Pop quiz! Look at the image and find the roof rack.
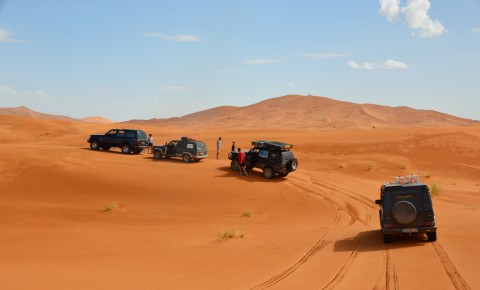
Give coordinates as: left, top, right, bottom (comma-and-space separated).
383, 175, 425, 187
251, 140, 293, 150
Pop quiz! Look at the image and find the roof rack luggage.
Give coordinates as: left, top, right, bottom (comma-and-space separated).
251, 140, 293, 150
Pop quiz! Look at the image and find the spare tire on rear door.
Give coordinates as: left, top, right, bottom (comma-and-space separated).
287, 158, 298, 171
392, 201, 417, 225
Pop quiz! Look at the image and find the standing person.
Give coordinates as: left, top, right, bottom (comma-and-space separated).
147, 134, 154, 154
231, 141, 236, 152
216, 137, 222, 159
238, 148, 248, 176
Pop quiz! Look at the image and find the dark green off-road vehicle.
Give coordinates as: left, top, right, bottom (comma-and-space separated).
87, 129, 148, 154
228, 140, 298, 179
152, 137, 208, 162
375, 176, 437, 243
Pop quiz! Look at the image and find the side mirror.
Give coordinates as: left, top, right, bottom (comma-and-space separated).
375, 199, 381, 205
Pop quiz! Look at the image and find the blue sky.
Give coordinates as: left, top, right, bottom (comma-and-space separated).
0, 0, 479, 121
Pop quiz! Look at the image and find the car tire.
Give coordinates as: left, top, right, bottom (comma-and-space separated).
392, 201, 417, 225
231, 160, 239, 171
263, 167, 275, 179
121, 144, 131, 154
90, 140, 100, 150
183, 154, 192, 162
383, 234, 392, 243
427, 232, 437, 242
101, 145, 111, 151
153, 150, 163, 159
288, 158, 299, 171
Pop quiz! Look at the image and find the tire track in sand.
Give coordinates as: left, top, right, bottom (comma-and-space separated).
251, 175, 367, 289
431, 242, 471, 290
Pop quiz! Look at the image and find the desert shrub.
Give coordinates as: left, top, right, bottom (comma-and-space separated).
104, 203, 117, 212
218, 227, 247, 240
431, 183, 440, 196
241, 210, 252, 217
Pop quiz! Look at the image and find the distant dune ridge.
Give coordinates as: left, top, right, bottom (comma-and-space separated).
129, 95, 479, 128
1, 95, 478, 128
0, 106, 114, 124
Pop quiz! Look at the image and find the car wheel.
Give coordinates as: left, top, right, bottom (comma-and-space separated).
427, 232, 437, 242
288, 158, 299, 171
263, 167, 274, 179
392, 201, 417, 225
90, 140, 100, 150
231, 160, 239, 171
101, 145, 111, 151
153, 150, 163, 159
383, 234, 392, 243
121, 144, 131, 154
183, 154, 192, 162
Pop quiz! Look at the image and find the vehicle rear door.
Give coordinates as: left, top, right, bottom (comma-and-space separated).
166, 141, 177, 156
176, 141, 187, 157
113, 130, 126, 147
256, 150, 269, 169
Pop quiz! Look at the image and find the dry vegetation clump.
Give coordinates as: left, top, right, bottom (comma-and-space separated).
218, 227, 247, 241
104, 202, 117, 212
431, 183, 440, 196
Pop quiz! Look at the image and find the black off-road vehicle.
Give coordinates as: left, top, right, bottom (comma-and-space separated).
228, 140, 298, 179
87, 129, 148, 154
152, 137, 208, 162
375, 176, 437, 243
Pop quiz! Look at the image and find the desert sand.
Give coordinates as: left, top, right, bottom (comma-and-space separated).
1, 96, 480, 289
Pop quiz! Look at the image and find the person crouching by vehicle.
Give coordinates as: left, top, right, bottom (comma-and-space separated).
238, 148, 248, 176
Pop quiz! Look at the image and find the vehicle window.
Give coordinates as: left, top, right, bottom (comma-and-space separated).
106, 129, 116, 135
177, 142, 187, 150
186, 143, 195, 149
281, 151, 294, 161
116, 130, 125, 137
137, 131, 147, 140
125, 131, 136, 138
195, 142, 206, 151
259, 150, 268, 159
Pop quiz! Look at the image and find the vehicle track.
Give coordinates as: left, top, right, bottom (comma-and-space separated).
431, 242, 471, 290
251, 176, 368, 289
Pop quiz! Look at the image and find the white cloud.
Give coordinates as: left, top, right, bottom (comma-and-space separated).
0, 28, 25, 43
380, 59, 409, 70
471, 28, 480, 33
163, 86, 191, 93
244, 59, 279, 65
379, 0, 401, 22
0, 84, 17, 95
288, 83, 295, 88
348, 59, 409, 70
142, 32, 202, 42
347, 61, 375, 70
378, 0, 446, 38
300, 53, 350, 60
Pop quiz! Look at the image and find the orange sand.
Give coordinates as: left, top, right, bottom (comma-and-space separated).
1, 97, 479, 289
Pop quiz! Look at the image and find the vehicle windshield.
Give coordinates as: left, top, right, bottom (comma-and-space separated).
196, 142, 207, 151
137, 131, 147, 140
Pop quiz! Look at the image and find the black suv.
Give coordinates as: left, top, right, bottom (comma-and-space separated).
228, 140, 298, 179
152, 137, 208, 162
375, 176, 437, 243
87, 129, 148, 154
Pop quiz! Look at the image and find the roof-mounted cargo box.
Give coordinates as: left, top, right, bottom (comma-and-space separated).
251, 140, 293, 150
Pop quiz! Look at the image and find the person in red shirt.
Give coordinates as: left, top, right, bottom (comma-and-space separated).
237, 148, 248, 176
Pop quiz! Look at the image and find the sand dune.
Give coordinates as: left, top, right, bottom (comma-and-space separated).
1, 99, 480, 289
129, 95, 479, 129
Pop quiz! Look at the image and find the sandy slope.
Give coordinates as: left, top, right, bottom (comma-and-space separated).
1, 114, 480, 289
130, 95, 479, 129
